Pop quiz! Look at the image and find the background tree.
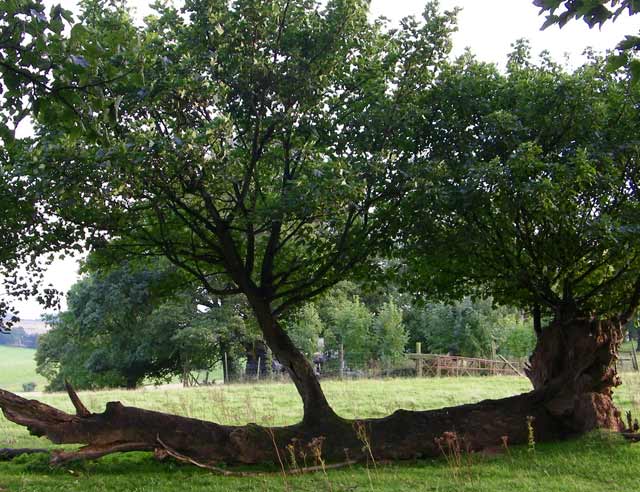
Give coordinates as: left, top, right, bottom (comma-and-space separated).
371, 299, 407, 364
36, 260, 252, 390
283, 304, 323, 360
404, 297, 535, 359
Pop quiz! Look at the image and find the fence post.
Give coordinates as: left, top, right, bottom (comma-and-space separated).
415, 342, 422, 378
339, 343, 345, 379
224, 352, 229, 384
631, 344, 639, 372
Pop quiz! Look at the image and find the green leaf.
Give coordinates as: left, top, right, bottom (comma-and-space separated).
606, 53, 628, 72
1, 69, 21, 91
617, 35, 640, 51
629, 59, 640, 86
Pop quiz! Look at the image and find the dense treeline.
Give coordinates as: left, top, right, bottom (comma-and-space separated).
36, 259, 536, 391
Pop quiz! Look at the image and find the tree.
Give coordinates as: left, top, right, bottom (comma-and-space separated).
397, 45, 640, 431
324, 294, 374, 368
284, 303, 323, 359
534, 0, 640, 82
404, 297, 534, 359
0, 325, 38, 348
1, 0, 629, 470
35, 260, 251, 390
371, 299, 407, 364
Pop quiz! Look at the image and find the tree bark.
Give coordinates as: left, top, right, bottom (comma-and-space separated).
525, 316, 624, 432
247, 296, 338, 425
0, 381, 615, 468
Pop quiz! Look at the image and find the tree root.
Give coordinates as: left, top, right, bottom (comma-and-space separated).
621, 432, 640, 443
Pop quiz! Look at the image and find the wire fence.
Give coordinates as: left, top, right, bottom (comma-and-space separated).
183, 345, 640, 387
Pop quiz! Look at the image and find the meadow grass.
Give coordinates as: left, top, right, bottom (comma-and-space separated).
0, 355, 639, 491
0, 346, 47, 393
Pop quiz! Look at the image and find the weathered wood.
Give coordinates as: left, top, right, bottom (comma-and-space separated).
407, 354, 526, 377
630, 344, 639, 372
65, 380, 91, 417
499, 355, 525, 377
0, 317, 625, 469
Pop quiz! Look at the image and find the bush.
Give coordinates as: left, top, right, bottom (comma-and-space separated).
21, 382, 37, 392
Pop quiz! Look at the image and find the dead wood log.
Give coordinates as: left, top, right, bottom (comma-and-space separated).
0, 378, 623, 468
0, 316, 627, 468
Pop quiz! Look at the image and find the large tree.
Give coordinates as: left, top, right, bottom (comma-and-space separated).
0, 0, 634, 470
397, 44, 640, 432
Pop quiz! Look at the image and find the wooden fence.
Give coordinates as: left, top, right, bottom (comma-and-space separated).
406, 352, 526, 377
407, 342, 640, 378
617, 344, 639, 372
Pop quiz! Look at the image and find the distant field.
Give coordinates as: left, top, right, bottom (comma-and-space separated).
0, 345, 47, 393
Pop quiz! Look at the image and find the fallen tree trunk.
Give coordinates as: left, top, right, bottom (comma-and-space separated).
0, 380, 621, 468
0, 315, 626, 468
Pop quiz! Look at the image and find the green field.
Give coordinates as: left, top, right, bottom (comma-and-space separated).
0, 373, 639, 492
0, 346, 47, 393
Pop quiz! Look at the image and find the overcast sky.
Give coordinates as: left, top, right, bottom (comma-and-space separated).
11, 0, 638, 319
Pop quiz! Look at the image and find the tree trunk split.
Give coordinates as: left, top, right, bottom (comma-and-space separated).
0, 316, 626, 468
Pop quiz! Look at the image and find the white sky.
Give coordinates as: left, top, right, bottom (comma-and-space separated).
11, 0, 638, 319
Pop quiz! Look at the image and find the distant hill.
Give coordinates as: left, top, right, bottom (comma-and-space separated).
0, 319, 50, 349
16, 319, 50, 335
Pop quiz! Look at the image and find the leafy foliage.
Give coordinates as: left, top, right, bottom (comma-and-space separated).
3, 0, 448, 314
534, 0, 640, 83
35, 261, 252, 390
404, 298, 535, 359
398, 45, 640, 322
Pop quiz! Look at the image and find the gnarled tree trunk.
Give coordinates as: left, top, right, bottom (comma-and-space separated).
525, 316, 624, 433
0, 382, 596, 467
0, 309, 626, 468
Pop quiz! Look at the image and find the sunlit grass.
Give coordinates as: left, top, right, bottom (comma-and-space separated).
0, 358, 639, 491
0, 346, 47, 393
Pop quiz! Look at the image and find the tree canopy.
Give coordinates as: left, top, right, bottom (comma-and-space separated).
397, 44, 640, 325
534, 0, 640, 80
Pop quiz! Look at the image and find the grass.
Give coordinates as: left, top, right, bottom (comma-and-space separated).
0, 346, 47, 393
621, 340, 638, 353
0, 347, 639, 491
0, 375, 638, 491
